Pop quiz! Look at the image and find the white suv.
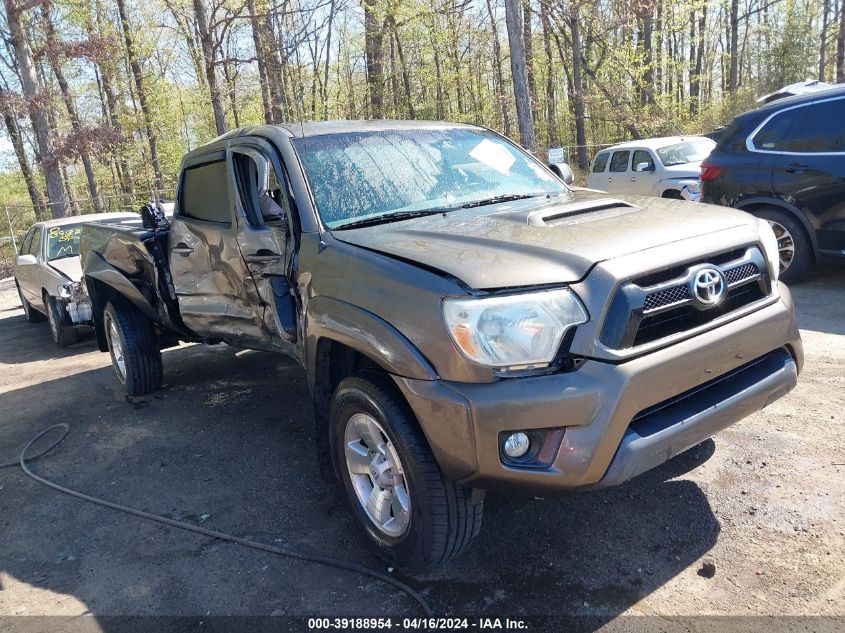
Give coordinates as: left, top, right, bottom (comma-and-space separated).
586, 136, 715, 201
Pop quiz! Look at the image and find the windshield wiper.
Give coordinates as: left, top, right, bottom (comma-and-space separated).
459, 193, 545, 209
332, 209, 452, 230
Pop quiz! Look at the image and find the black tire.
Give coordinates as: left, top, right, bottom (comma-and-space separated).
330, 373, 484, 574
45, 294, 79, 347
103, 299, 163, 396
752, 207, 813, 284
17, 283, 45, 323
661, 189, 683, 199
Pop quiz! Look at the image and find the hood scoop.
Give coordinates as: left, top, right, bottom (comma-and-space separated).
526, 198, 638, 228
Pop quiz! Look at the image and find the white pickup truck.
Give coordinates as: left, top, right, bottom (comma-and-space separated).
587, 136, 715, 201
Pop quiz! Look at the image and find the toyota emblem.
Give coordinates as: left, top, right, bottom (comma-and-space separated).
692, 268, 726, 306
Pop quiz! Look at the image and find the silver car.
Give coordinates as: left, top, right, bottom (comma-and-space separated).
14, 213, 139, 346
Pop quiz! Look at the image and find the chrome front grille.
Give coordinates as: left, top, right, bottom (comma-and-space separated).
643, 284, 691, 312
600, 246, 772, 350
642, 261, 761, 315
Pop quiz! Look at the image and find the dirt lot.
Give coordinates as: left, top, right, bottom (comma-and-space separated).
0, 268, 843, 628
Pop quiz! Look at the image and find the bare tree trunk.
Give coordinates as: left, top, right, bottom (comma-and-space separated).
505, 0, 536, 150
193, 0, 228, 135
540, 0, 556, 147
522, 0, 538, 128
729, 0, 739, 91
323, 0, 337, 120
392, 22, 415, 118
837, 0, 845, 82
0, 91, 47, 219
42, 8, 104, 214
640, 9, 654, 105
247, 0, 273, 123
116, 0, 164, 191
265, 9, 289, 121
92, 0, 133, 196
820, 0, 830, 80
486, 0, 511, 136
3, 0, 67, 218
569, 9, 587, 168
363, 0, 385, 117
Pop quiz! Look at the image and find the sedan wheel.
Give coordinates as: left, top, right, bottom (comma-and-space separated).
344, 413, 412, 537
767, 220, 795, 273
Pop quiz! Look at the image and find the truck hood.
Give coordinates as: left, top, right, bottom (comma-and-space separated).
332, 190, 756, 289
662, 161, 704, 179
48, 256, 82, 282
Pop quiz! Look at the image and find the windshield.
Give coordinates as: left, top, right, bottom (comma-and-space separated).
655, 139, 715, 166
46, 224, 83, 261
292, 128, 567, 228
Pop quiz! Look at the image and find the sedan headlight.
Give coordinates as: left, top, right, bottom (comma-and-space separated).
442, 288, 588, 369
757, 219, 780, 282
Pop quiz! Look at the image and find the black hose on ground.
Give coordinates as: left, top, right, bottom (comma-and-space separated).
5, 424, 433, 617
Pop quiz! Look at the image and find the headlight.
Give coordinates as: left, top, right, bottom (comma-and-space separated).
58, 282, 81, 299
442, 288, 588, 369
757, 219, 780, 282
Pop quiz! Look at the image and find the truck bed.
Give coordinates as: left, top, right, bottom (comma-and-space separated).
80, 218, 183, 331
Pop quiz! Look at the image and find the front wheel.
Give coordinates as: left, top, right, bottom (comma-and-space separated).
45, 295, 79, 347
330, 373, 484, 574
103, 299, 163, 396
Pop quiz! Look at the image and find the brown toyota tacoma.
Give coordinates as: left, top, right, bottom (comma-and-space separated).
80, 121, 801, 573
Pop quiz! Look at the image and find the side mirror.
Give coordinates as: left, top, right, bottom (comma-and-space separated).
635, 162, 654, 173
549, 162, 575, 185
16, 254, 37, 266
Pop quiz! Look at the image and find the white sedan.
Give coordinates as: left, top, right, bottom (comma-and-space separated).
14, 212, 139, 346
586, 136, 715, 201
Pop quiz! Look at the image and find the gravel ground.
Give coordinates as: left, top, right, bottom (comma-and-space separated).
0, 268, 843, 629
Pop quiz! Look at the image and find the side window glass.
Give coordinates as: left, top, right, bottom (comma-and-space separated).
29, 227, 42, 257
20, 228, 35, 255
232, 152, 287, 229
592, 153, 609, 173
179, 160, 231, 223
609, 150, 630, 173
632, 150, 655, 171
753, 109, 802, 151
783, 99, 845, 153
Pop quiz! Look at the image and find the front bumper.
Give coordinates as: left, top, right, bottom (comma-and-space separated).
394, 284, 802, 491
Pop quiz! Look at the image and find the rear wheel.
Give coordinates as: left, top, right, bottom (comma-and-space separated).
330, 373, 484, 574
17, 283, 45, 323
45, 294, 79, 347
752, 207, 813, 284
104, 299, 163, 396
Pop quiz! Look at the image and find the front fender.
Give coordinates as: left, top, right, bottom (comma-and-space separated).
305, 295, 438, 391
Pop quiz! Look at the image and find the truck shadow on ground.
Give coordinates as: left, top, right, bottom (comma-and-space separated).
0, 324, 721, 628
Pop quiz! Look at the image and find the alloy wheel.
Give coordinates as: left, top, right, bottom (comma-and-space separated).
107, 317, 127, 380
47, 300, 59, 341
767, 219, 795, 273
344, 413, 412, 537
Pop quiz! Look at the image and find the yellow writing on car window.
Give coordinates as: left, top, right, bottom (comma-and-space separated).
48, 227, 81, 242
56, 245, 75, 257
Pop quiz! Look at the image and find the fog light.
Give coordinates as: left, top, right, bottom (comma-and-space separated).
503, 432, 530, 458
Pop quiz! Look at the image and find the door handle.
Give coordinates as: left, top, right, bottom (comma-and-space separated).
784, 163, 808, 174
245, 252, 281, 263
171, 243, 194, 255
629, 177, 638, 182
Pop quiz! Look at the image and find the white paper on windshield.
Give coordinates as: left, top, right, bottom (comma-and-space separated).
469, 139, 516, 174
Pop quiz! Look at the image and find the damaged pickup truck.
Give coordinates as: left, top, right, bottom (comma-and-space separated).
80, 121, 802, 573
